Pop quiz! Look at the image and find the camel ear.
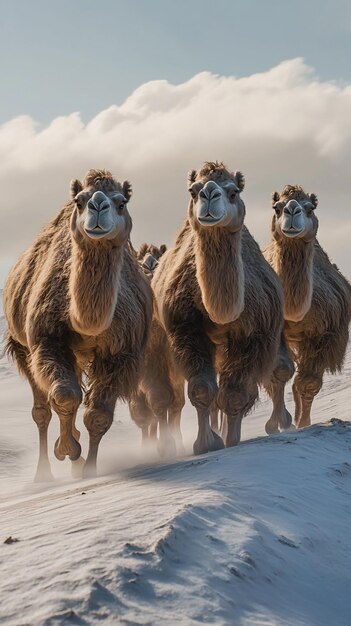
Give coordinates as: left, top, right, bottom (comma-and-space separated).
272, 191, 280, 206
138, 243, 148, 258
309, 193, 318, 208
234, 171, 245, 192
159, 244, 167, 255
188, 169, 197, 184
122, 180, 132, 201
70, 179, 83, 198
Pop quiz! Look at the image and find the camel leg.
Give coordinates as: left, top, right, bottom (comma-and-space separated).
31, 387, 54, 482
70, 419, 87, 478
168, 327, 224, 455
188, 373, 224, 455
83, 377, 118, 478
129, 392, 154, 446
265, 339, 295, 434
218, 374, 258, 447
210, 398, 220, 434
30, 341, 82, 462
292, 380, 302, 426
9, 341, 54, 482
294, 370, 323, 429
149, 420, 158, 441
168, 381, 185, 454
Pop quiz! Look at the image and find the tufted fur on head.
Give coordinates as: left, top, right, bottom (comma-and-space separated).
70, 169, 133, 201
272, 185, 317, 209
188, 161, 245, 192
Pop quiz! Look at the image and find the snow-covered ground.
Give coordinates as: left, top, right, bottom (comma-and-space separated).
1, 309, 351, 625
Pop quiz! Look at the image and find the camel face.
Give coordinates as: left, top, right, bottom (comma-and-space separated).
137, 243, 167, 275
272, 187, 318, 243
71, 187, 132, 246
189, 178, 245, 232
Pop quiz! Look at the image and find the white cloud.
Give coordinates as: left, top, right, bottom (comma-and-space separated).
2, 58, 351, 283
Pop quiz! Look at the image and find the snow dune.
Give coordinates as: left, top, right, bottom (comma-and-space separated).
1, 311, 351, 624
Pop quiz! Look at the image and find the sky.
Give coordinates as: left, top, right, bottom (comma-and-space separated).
1, 0, 351, 284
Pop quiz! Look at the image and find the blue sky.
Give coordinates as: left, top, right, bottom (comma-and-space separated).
1, 0, 351, 285
1, 0, 351, 125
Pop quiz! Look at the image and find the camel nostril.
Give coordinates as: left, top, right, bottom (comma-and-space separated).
210, 191, 221, 200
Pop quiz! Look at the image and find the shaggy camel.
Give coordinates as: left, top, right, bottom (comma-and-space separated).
4, 169, 152, 480
264, 185, 351, 431
152, 161, 283, 454
129, 243, 185, 454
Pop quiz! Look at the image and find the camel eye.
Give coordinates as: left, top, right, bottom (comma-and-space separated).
229, 192, 237, 202
75, 198, 83, 210
273, 203, 283, 216
189, 188, 197, 199
119, 202, 125, 212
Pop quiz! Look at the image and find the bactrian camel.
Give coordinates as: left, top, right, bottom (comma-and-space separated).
152, 161, 284, 454
4, 169, 152, 480
264, 185, 351, 431
129, 243, 185, 454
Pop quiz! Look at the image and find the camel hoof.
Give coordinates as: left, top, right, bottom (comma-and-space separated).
297, 419, 310, 429
54, 437, 81, 461
265, 418, 280, 435
279, 409, 293, 431
193, 429, 224, 455
71, 456, 86, 479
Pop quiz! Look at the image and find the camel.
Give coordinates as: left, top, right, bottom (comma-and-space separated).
264, 184, 351, 431
129, 244, 185, 454
3, 169, 152, 480
152, 161, 284, 454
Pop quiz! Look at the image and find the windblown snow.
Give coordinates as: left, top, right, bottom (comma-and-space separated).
1, 300, 351, 625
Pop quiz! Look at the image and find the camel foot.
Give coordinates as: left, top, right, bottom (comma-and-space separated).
71, 456, 86, 479
297, 418, 311, 429
193, 429, 224, 455
34, 463, 55, 483
279, 409, 293, 431
54, 436, 81, 461
157, 434, 177, 459
265, 417, 280, 435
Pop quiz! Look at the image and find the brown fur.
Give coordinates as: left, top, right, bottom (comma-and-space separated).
129, 244, 185, 454
153, 162, 283, 454
264, 184, 351, 430
4, 169, 152, 480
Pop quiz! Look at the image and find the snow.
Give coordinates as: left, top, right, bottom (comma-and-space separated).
1, 305, 351, 625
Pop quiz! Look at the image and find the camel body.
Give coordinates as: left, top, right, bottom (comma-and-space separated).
264, 185, 351, 431
129, 244, 185, 454
153, 162, 284, 454
4, 170, 152, 479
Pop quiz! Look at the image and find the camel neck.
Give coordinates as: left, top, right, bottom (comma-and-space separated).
69, 239, 124, 336
274, 238, 315, 322
194, 227, 244, 325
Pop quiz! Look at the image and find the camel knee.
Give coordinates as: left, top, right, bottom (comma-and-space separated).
295, 374, 322, 400
49, 382, 82, 415
218, 384, 257, 416
272, 358, 295, 384
147, 386, 173, 419
188, 374, 217, 409
84, 408, 113, 441
32, 404, 52, 431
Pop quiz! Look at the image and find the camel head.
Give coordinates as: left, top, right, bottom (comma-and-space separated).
187, 161, 245, 232
272, 185, 318, 243
70, 169, 133, 246
137, 243, 167, 276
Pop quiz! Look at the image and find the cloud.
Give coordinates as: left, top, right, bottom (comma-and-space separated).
2, 57, 351, 283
